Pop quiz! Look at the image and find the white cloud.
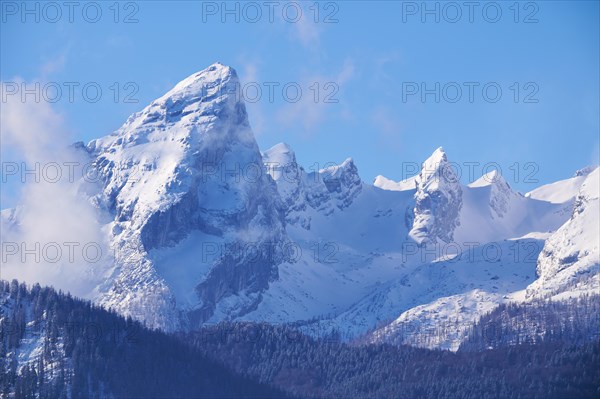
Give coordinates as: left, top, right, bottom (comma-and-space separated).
40, 52, 67, 77
277, 59, 356, 135
1, 78, 70, 159
0, 79, 109, 298
336, 59, 356, 85
292, 11, 322, 51
236, 58, 267, 137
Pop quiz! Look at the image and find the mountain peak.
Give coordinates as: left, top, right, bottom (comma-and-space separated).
574, 165, 596, 177
425, 146, 446, 163
270, 142, 294, 152
469, 169, 508, 188
90, 62, 248, 152
422, 146, 449, 169
263, 142, 296, 165
322, 157, 358, 180
159, 62, 238, 103
263, 143, 294, 158
86, 63, 286, 329
470, 169, 517, 218
409, 146, 462, 245
419, 147, 458, 191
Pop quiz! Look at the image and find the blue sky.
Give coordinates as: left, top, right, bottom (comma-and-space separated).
1, 1, 599, 208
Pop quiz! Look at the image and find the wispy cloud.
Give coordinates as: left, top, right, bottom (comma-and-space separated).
236, 57, 267, 137
372, 51, 402, 86
277, 59, 356, 135
1, 78, 109, 298
41, 53, 67, 77
292, 11, 322, 52
39, 45, 72, 79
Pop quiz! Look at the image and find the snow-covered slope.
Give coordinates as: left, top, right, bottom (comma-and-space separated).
363, 236, 543, 351
526, 168, 591, 204
469, 170, 516, 218
373, 175, 417, 192
526, 167, 599, 300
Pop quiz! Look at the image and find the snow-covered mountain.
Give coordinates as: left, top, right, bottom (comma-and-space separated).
366, 167, 598, 350
1, 63, 288, 331
525, 167, 599, 300
91, 63, 292, 331
1, 63, 598, 350
225, 143, 596, 350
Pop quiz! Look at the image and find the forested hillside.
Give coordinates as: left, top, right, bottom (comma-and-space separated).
1, 280, 599, 399
460, 295, 600, 351
190, 322, 600, 399
0, 280, 285, 399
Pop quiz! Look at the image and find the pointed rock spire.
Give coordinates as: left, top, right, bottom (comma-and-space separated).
408, 147, 462, 245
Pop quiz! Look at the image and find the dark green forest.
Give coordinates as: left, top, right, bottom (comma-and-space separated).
1, 280, 599, 399
189, 322, 600, 399
0, 280, 285, 399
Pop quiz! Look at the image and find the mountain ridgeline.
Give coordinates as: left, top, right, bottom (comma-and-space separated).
1, 63, 597, 347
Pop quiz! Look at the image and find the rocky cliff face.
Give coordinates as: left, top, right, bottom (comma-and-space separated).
88, 63, 287, 330
469, 169, 519, 219
319, 158, 363, 211
262, 143, 362, 229
527, 167, 600, 299
408, 147, 463, 245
